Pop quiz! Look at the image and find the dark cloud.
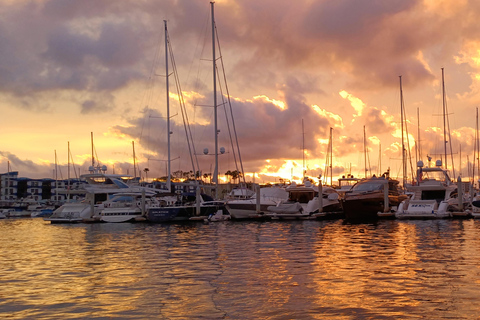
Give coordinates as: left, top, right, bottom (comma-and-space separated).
1, 0, 478, 105
109, 78, 342, 176
1, 0, 479, 181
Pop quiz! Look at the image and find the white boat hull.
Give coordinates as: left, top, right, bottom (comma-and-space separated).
44, 203, 98, 223
100, 207, 143, 223
395, 200, 450, 219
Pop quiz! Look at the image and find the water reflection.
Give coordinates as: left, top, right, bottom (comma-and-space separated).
1, 219, 480, 319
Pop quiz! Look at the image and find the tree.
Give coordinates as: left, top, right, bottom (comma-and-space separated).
225, 170, 242, 184
231, 170, 240, 183
143, 168, 149, 181
203, 172, 212, 183
172, 170, 184, 181
225, 170, 233, 182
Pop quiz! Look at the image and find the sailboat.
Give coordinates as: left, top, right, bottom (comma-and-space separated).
45, 134, 159, 223
395, 69, 473, 219
146, 13, 229, 223
343, 126, 406, 220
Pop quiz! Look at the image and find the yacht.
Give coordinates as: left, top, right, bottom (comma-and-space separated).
146, 191, 227, 222
336, 175, 361, 198
45, 167, 159, 223
396, 160, 471, 219
99, 192, 160, 223
225, 186, 289, 220
265, 180, 342, 220
343, 171, 407, 220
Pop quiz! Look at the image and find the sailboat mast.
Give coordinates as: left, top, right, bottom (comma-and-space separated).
476, 107, 479, 187
211, 1, 218, 198
442, 68, 447, 169
364, 125, 367, 178
132, 141, 137, 180
164, 20, 171, 193
330, 127, 333, 185
459, 144, 462, 177
91, 132, 94, 168
400, 76, 406, 186
302, 119, 305, 180
6, 161, 10, 201
54, 150, 58, 201
67, 141, 70, 201
67, 142, 70, 183
417, 107, 421, 163
379, 143, 381, 176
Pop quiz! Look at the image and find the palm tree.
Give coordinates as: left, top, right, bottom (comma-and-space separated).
225, 170, 233, 182
143, 168, 149, 182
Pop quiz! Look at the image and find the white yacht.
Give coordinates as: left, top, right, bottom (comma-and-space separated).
99, 192, 178, 223
45, 166, 159, 224
395, 160, 470, 219
99, 193, 152, 223
225, 186, 289, 219
265, 180, 342, 220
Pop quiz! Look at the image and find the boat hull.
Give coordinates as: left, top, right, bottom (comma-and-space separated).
100, 207, 143, 223
395, 200, 451, 219
146, 204, 224, 223
225, 202, 272, 220
343, 193, 405, 220
44, 203, 97, 223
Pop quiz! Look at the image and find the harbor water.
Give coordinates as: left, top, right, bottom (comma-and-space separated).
1, 218, 480, 319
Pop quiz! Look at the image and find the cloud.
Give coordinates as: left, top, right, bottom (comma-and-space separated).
109, 78, 344, 177
2, 0, 480, 182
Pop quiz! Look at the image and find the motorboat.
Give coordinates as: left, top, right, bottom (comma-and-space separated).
99, 193, 159, 223
336, 175, 361, 197
396, 160, 472, 219
45, 167, 160, 224
6, 197, 40, 217
343, 171, 407, 220
226, 186, 255, 200
265, 180, 342, 220
225, 186, 289, 220
146, 191, 228, 222
204, 209, 232, 222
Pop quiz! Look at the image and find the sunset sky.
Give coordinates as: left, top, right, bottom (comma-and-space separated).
1, 0, 480, 185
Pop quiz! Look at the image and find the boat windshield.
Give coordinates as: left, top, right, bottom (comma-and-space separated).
110, 195, 136, 202
351, 182, 384, 192
421, 168, 450, 183
421, 169, 449, 182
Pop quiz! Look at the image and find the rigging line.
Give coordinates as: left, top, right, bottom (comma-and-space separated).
93, 145, 98, 167
139, 30, 164, 145
440, 68, 454, 176
445, 93, 456, 178
187, 6, 211, 110
167, 29, 200, 175
181, 9, 211, 160
402, 92, 415, 183
168, 34, 196, 174
68, 147, 79, 179
215, 62, 241, 174
216, 71, 239, 170
215, 24, 246, 185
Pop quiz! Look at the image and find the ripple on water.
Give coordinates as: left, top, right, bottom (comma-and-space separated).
1, 219, 480, 319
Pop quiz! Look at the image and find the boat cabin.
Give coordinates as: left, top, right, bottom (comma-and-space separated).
348, 177, 401, 195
